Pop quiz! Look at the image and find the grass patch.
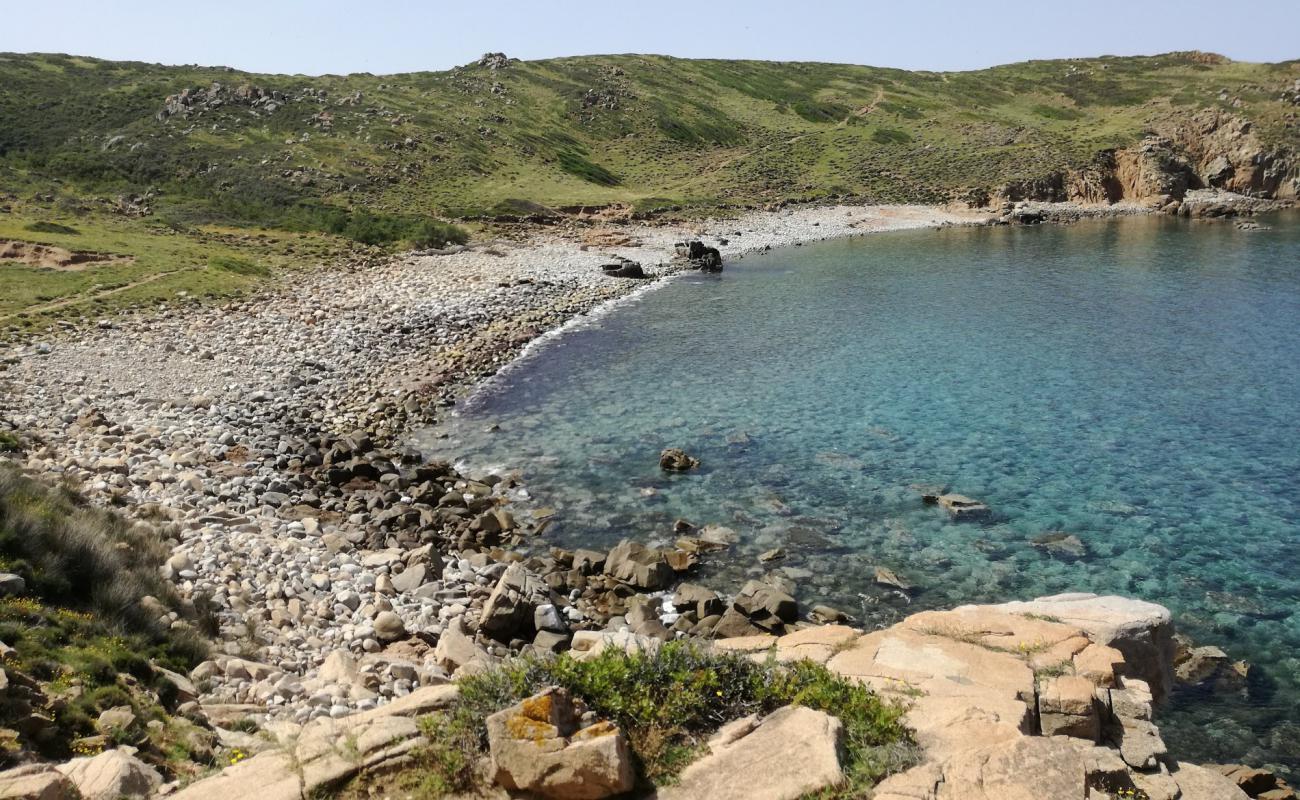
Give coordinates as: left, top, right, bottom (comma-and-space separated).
0, 432, 18, 453
209, 255, 269, 277
23, 221, 80, 235
396, 642, 913, 797
0, 464, 210, 759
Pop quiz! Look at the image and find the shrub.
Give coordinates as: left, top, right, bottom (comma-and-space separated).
406, 642, 913, 796
871, 127, 913, 145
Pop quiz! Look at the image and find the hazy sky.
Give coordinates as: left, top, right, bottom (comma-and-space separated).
4, 0, 1297, 75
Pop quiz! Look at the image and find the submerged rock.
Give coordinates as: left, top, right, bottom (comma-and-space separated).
1031, 532, 1087, 559
937, 493, 990, 520
659, 447, 700, 471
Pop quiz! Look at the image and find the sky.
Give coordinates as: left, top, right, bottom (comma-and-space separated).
3, 0, 1297, 75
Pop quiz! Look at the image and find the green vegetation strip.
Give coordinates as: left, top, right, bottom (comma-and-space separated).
397, 641, 915, 798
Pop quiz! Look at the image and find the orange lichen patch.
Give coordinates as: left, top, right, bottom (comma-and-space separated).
520, 693, 555, 723
572, 721, 619, 740
0, 240, 133, 271
505, 714, 559, 743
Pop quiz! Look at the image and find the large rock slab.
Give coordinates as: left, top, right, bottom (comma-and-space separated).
1169, 762, 1252, 800
660, 705, 843, 800
55, 749, 161, 800
0, 765, 78, 800
486, 687, 634, 800
979, 593, 1175, 701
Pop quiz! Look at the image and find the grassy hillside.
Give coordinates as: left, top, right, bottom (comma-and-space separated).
0, 462, 213, 774
0, 50, 1297, 329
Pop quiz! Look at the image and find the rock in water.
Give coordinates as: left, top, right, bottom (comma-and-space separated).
659, 447, 700, 471
937, 493, 990, 520
1031, 532, 1087, 559
487, 687, 634, 799
874, 566, 913, 591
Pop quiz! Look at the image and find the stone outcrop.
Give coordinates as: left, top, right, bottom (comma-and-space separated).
987, 107, 1299, 211
980, 593, 1176, 701
660, 706, 843, 800
675, 241, 723, 272
485, 688, 634, 800
54, 749, 160, 800
713, 593, 1253, 800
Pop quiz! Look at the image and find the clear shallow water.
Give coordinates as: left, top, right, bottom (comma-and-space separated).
417, 214, 1300, 771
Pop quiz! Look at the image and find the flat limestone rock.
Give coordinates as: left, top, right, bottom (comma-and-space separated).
168, 750, 302, 800
660, 705, 843, 800
827, 626, 1035, 703
1169, 762, 1252, 800
979, 593, 1175, 701
936, 736, 1133, 800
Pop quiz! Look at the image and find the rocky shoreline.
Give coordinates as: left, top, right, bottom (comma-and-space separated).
0, 196, 1294, 797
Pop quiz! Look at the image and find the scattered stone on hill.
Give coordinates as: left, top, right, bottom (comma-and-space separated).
599, 257, 647, 279
486, 687, 634, 800
660, 706, 843, 800
477, 52, 513, 70
0, 573, 24, 596
659, 447, 699, 471
936, 493, 990, 520
156, 82, 288, 121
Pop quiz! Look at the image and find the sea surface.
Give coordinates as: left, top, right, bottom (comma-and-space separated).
416, 213, 1300, 772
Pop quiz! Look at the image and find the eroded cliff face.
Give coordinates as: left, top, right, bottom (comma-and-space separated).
988, 105, 1299, 209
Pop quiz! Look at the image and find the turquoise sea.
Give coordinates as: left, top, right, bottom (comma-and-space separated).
417, 213, 1300, 772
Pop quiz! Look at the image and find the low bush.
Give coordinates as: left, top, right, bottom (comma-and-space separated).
402, 641, 914, 797
23, 221, 80, 235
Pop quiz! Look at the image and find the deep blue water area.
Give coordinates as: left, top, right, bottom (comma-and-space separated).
417, 213, 1300, 771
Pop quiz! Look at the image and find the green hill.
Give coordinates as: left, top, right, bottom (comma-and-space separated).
0, 50, 1297, 329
